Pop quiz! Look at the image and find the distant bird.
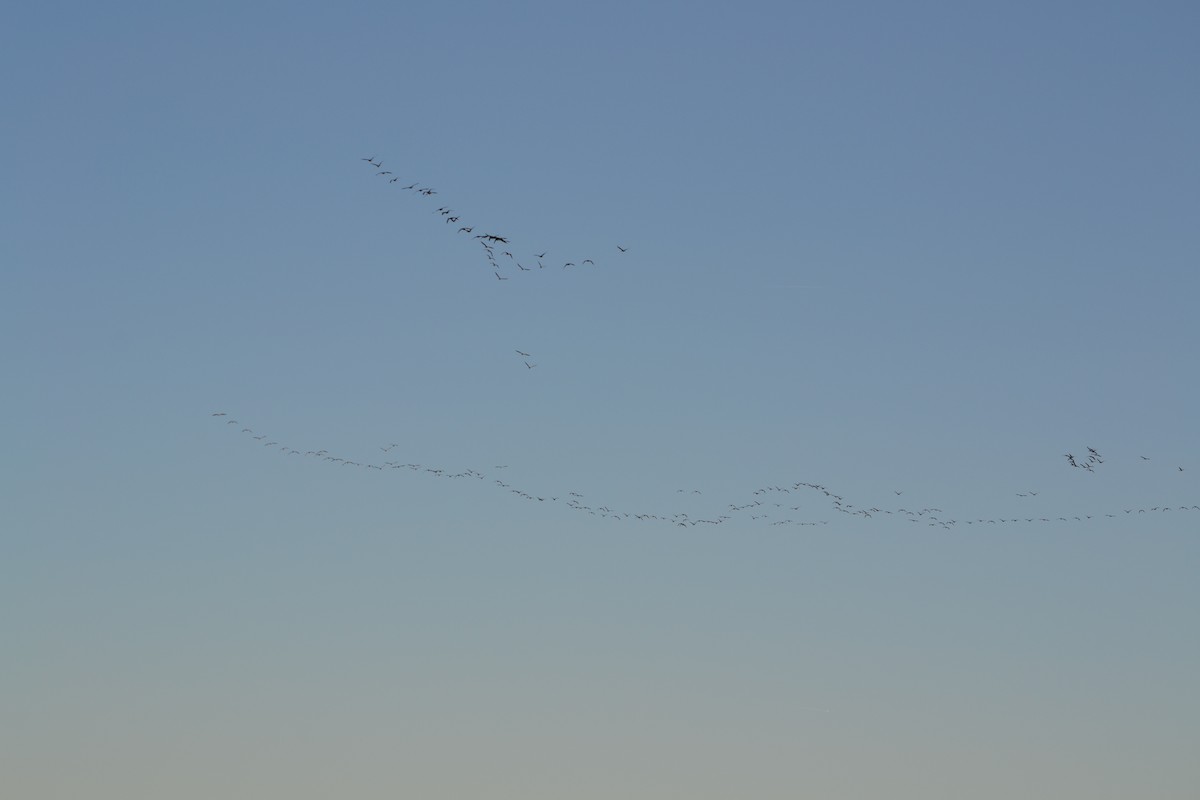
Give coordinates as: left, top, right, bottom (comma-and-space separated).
617, 245, 628, 252
582, 259, 594, 265
525, 361, 537, 369
495, 272, 508, 281
211, 412, 226, 416
361, 156, 375, 162
534, 252, 546, 258
1141, 456, 1150, 460
515, 350, 531, 357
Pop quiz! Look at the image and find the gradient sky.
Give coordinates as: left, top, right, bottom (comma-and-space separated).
3, 2, 1199, 797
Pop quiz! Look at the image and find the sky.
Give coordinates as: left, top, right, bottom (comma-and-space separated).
3, 1, 1199, 797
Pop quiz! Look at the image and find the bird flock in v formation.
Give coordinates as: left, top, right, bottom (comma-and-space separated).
358, 155, 626, 371
361, 155, 628, 287
211, 157, 1197, 531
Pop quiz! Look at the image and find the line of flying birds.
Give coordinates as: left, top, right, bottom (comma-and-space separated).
1066, 446, 1185, 473
213, 413, 1196, 530
362, 155, 632, 372
362, 156, 628, 281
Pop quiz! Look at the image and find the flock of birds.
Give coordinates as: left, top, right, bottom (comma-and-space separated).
362, 155, 630, 371
1066, 447, 1186, 473
210, 157, 1197, 531
213, 413, 1197, 531
362, 156, 628, 285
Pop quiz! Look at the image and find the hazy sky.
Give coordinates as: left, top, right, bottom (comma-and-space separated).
3, 2, 1199, 797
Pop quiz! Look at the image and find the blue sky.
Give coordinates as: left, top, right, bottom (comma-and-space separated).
3, 2, 1199, 797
